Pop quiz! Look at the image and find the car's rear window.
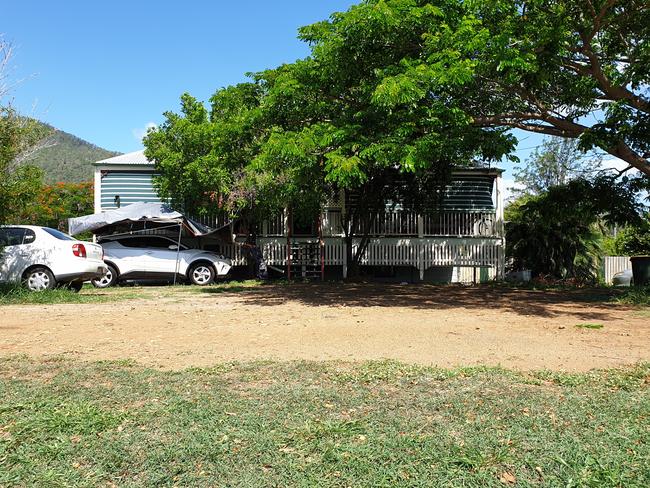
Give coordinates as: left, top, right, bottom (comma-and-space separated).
43, 227, 75, 241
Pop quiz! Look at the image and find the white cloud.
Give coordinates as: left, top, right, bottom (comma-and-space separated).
132, 122, 157, 142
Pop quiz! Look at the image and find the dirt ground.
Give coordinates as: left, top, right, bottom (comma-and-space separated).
1, 284, 648, 372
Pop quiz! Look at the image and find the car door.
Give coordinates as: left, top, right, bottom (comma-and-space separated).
103, 237, 159, 279
141, 237, 185, 276
0, 228, 36, 283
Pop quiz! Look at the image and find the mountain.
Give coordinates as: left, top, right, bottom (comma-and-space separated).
22, 123, 121, 183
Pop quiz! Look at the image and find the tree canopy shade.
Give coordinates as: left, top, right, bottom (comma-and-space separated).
362, 0, 650, 175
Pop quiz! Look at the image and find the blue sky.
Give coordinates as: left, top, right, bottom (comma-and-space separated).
4, 1, 357, 151
3, 0, 564, 188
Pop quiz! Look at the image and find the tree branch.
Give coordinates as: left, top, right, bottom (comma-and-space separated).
472, 113, 650, 176
578, 30, 650, 113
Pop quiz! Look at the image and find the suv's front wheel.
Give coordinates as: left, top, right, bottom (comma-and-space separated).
188, 263, 215, 286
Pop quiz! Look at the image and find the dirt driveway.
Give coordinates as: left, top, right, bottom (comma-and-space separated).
1, 284, 648, 371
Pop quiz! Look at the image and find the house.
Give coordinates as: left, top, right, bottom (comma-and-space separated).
93, 150, 161, 213
93, 152, 505, 283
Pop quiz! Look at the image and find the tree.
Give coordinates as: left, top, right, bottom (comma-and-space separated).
612, 220, 650, 256
513, 137, 602, 195
0, 37, 50, 225
146, 0, 650, 277
146, 2, 516, 275
11, 181, 94, 230
505, 176, 645, 281
365, 0, 650, 175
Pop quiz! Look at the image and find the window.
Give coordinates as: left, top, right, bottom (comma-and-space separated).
142, 237, 179, 249
42, 227, 75, 241
0, 227, 35, 246
117, 236, 185, 250
23, 229, 36, 244
0, 228, 25, 246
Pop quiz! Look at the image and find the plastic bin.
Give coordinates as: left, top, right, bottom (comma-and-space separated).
630, 256, 650, 286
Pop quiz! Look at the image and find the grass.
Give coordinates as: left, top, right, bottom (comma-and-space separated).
614, 286, 650, 306
179, 279, 266, 295
1, 358, 648, 487
0, 284, 143, 306
0, 280, 266, 306
575, 323, 604, 329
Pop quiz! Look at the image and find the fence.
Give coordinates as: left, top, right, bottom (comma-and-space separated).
602, 256, 631, 284
264, 210, 499, 238
255, 236, 504, 279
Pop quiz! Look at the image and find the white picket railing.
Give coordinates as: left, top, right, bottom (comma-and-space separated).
365, 210, 419, 236
256, 237, 504, 273
423, 212, 497, 237
263, 210, 499, 238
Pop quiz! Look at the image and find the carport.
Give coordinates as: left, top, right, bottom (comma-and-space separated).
69, 202, 234, 284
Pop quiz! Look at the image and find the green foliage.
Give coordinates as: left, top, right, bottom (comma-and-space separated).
145, 0, 518, 272
1, 358, 649, 486
0, 283, 150, 306
0, 107, 47, 225
612, 222, 650, 256
614, 286, 650, 306
575, 323, 604, 330
505, 176, 644, 281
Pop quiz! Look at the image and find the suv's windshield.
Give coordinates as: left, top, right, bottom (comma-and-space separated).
42, 227, 75, 241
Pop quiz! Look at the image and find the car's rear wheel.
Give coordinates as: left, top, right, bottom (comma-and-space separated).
188, 263, 215, 286
23, 267, 56, 291
91, 264, 118, 288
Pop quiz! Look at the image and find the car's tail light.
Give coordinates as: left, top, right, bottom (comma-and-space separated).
72, 243, 87, 258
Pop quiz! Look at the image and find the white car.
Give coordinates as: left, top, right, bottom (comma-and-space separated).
92, 235, 232, 287
0, 225, 108, 291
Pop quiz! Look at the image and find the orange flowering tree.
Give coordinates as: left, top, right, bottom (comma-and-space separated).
14, 181, 94, 231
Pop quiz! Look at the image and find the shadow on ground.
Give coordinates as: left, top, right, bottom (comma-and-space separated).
197, 282, 629, 319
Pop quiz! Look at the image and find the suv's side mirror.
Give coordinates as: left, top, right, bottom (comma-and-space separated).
168, 244, 179, 251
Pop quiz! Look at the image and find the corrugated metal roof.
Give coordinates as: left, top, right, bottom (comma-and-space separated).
94, 150, 153, 166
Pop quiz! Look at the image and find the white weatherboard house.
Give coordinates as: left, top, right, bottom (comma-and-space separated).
93, 150, 161, 213
94, 151, 505, 283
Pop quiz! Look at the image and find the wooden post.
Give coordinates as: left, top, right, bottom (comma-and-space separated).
319, 213, 325, 281
418, 242, 425, 281
286, 208, 292, 281
494, 172, 505, 280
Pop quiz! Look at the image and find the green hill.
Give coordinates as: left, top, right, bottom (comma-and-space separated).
22, 123, 121, 183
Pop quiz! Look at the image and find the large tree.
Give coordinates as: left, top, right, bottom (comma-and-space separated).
146, 1, 516, 274
146, 0, 650, 276
367, 0, 650, 175
0, 38, 49, 225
